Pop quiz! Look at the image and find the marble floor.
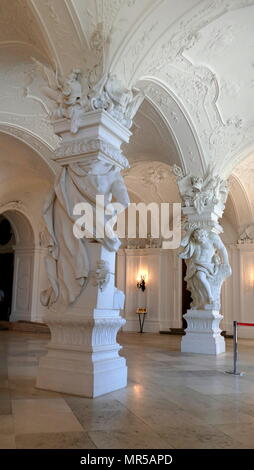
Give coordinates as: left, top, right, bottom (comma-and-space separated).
1, 330, 254, 449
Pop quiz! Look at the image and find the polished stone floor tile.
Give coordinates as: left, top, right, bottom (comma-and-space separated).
216, 423, 254, 447
67, 398, 153, 432
158, 425, 249, 449
89, 430, 172, 449
12, 398, 84, 434
0, 399, 12, 415
16, 432, 97, 449
9, 378, 61, 400
1, 330, 254, 448
0, 414, 14, 435
0, 435, 16, 449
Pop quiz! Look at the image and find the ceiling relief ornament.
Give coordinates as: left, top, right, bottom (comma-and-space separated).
124, 0, 254, 176
31, 49, 145, 134
0, 0, 48, 54
123, 161, 176, 186
238, 225, 254, 244
123, 161, 181, 204
178, 166, 229, 216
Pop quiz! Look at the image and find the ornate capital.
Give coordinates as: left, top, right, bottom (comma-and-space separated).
178, 168, 229, 218
32, 60, 144, 135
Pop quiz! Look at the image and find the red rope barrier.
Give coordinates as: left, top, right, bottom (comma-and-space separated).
237, 322, 254, 327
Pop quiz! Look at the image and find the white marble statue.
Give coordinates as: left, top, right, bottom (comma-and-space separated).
32, 59, 87, 133
180, 228, 231, 310
179, 168, 229, 214
238, 224, 254, 244
41, 160, 130, 308
92, 260, 111, 291
31, 58, 145, 133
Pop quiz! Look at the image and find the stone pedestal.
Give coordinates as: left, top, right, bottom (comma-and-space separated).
181, 309, 225, 355
36, 243, 127, 397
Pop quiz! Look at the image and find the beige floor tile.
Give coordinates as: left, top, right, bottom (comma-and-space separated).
159, 425, 247, 449
89, 430, 172, 449
0, 415, 14, 435
16, 431, 97, 449
0, 435, 16, 449
216, 423, 254, 447
12, 398, 84, 434
66, 397, 150, 432
1, 330, 254, 448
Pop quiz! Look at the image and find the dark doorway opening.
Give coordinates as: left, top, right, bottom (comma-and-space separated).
182, 260, 192, 329
0, 217, 14, 321
0, 253, 14, 321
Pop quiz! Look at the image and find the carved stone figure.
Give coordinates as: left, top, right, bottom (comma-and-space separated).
31, 58, 144, 133
32, 60, 87, 133
179, 169, 229, 214
180, 228, 231, 310
113, 287, 125, 310
92, 260, 111, 291
41, 160, 130, 308
238, 224, 254, 244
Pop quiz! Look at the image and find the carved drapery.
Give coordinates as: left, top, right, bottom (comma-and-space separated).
177, 167, 232, 312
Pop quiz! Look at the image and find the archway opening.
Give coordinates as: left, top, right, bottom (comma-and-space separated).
0, 216, 15, 321
0, 209, 35, 323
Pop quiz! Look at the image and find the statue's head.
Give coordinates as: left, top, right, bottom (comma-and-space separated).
193, 228, 208, 243
69, 69, 81, 81
191, 176, 203, 192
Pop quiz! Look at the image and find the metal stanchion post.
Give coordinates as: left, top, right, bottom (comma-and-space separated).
226, 321, 245, 376
233, 320, 238, 375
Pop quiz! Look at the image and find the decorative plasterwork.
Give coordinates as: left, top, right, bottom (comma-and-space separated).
0, 200, 26, 214
178, 169, 229, 215
91, 260, 111, 292
238, 225, 254, 244
30, 59, 144, 134
54, 138, 129, 168
0, 0, 49, 55
123, 98, 180, 166
0, 200, 36, 246
107, 0, 254, 175
0, 123, 56, 173
230, 157, 254, 227
123, 161, 181, 204
1, 0, 254, 180
0, 113, 59, 151
137, 79, 204, 176
30, 0, 87, 74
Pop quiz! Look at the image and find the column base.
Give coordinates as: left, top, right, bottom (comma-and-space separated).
36, 310, 127, 398
36, 353, 127, 398
181, 309, 225, 355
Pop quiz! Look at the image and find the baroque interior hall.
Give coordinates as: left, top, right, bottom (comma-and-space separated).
1, 0, 254, 451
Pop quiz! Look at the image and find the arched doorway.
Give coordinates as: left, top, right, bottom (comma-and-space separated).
0, 207, 35, 323
0, 216, 15, 320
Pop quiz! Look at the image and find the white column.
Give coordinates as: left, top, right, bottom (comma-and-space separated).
36, 111, 132, 397
37, 243, 127, 397
176, 171, 232, 355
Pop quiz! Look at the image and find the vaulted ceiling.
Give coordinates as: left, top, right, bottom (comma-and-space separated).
0, 0, 253, 184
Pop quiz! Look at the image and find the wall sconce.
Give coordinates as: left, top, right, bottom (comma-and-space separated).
137, 273, 147, 292
248, 270, 254, 288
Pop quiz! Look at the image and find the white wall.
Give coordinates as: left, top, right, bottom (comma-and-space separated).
222, 244, 254, 338
116, 248, 182, 333
117, 243, 254, 339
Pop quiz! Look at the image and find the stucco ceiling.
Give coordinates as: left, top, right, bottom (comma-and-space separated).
0, 0, 253, 179
123, 98, 180, 166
